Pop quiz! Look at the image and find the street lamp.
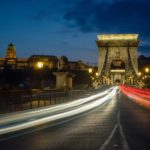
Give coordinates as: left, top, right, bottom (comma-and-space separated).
95, 72, 99, 77
36, 61, 44, 88
138, 72, 141, 76
37, 61, 44, 69
145, 68, 149, 73
88, 68, 93, 73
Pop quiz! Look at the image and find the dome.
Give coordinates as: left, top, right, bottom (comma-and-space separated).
7, 43, 16, 51
6, 43, 16, 59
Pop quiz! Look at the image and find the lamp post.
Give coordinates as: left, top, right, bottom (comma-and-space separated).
144, 67, 150, 87
88, 68, 93, 88
37, 61, 44, 88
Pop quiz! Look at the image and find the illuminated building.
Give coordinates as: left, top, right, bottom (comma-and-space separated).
0, 43, 28, 69
28, 55, 58, 69
0, 43, 58, 70
0, 43, 88, 71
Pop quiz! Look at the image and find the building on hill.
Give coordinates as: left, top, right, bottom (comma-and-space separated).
0, 43, 28, 69
0, 43, 58, 70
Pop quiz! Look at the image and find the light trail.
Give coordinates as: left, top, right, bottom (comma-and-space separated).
0, 87, 118, 135
0, 87, 113, 125
120, 85, 150, 108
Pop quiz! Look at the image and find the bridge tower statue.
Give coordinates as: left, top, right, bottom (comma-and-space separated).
96, 34, 140, 85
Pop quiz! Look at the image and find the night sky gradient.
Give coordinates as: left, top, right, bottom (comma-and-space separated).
0, 0, 150, 63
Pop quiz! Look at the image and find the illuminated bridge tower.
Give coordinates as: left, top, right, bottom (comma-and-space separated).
96, 34, 140, 85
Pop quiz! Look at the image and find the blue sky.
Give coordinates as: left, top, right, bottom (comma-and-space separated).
0, 0, 150, 63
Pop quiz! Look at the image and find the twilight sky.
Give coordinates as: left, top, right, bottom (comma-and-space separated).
0, 0, 150, 63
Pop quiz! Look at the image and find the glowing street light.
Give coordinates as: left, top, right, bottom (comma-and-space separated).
88, 68, 93, 73
145, 68, 149, 73
138, 72, 141, 76
37, 61, 44, 69
95, 72, 99, 77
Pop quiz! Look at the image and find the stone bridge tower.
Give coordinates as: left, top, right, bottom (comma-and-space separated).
96, 34, 140, 85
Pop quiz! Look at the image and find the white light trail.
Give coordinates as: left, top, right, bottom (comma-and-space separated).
0, 87, 113, 125
0, 87, 118, 135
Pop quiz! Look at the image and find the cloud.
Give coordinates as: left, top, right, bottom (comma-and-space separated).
27, 0, 67, 21
64, 0, 150, 35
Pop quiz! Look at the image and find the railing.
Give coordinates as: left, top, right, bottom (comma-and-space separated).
0, 87, 108, 114
0, 90, 71, 114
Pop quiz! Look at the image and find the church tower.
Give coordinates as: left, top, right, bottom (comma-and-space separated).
5, 43, 17, 68
6, 43, 16, 59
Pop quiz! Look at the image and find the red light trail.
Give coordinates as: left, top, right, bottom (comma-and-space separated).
120, 85, 150, 109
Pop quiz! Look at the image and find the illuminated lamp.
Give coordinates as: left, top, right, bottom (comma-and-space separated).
37, 61, 44, 69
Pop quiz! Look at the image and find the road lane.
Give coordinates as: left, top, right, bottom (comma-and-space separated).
120, 93, 150, 150
0, 87, 117, 135
2, 86, 150, 150
0, 88, 120, 150
0, 87, 112, 125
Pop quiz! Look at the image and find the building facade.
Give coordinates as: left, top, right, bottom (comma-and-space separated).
28, 55, 58, 69
0, 43, 89, 71
0, 43, 58, 70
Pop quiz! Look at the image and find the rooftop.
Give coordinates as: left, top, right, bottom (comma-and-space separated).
29, 55, 57, 59
97, 34, 139, 41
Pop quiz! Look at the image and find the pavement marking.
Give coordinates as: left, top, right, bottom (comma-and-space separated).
117, 111, 130, 150
99, 124, 118, 150
99, 111, 130, 150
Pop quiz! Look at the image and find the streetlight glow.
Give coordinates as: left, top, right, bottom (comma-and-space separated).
37, 61, 44, 69
88, 68, 93, 73
95, 72, 99, 77
145, 68, 149, 73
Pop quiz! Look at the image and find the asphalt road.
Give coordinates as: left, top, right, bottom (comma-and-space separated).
0, 87, 150, 150
119, 93, 150, 150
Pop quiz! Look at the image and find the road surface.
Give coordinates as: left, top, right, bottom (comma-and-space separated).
0, 86, 150, 150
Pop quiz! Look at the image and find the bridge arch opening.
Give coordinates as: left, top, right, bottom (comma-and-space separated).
111, 59, 125, 70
